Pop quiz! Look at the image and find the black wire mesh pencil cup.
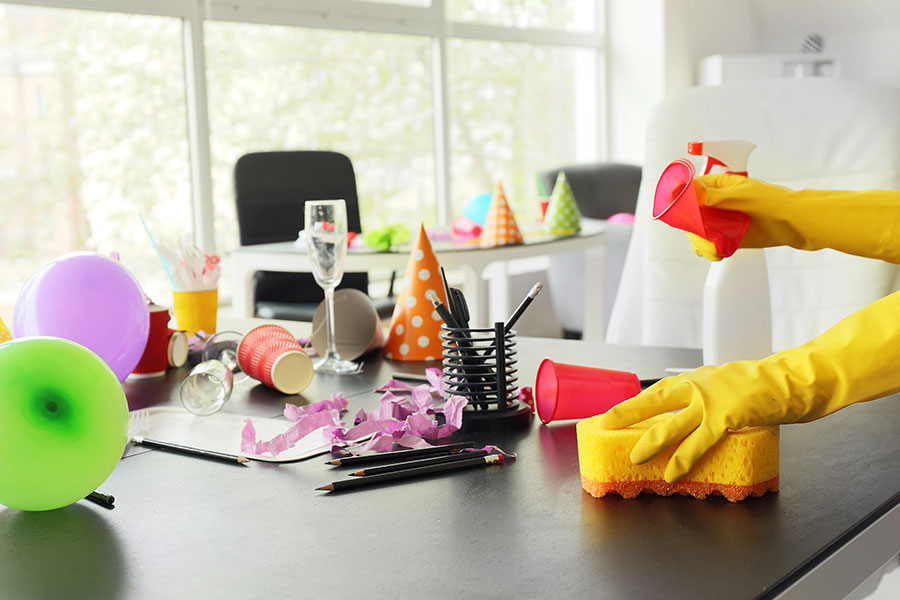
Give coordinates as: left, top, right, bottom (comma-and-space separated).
440, 322, 533, 432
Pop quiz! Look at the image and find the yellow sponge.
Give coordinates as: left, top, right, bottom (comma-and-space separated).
577, 414, 779, 502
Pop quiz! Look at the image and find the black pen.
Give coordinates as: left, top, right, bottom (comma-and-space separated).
84, 491, 115, 509
317, 454, 505, 492
505, 282, 543, 333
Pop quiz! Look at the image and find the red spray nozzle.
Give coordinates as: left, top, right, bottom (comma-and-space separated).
653, 158, 750, 258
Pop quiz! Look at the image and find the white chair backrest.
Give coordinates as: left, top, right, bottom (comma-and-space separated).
607, 78, 900, 352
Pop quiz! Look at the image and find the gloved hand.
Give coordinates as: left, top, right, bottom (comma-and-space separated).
599, 288, 900, 483
687, 174, 900, 263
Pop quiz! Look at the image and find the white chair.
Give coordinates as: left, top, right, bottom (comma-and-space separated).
607, 78, 900, 357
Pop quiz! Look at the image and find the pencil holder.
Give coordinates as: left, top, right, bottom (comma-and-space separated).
439, 322, 532, 432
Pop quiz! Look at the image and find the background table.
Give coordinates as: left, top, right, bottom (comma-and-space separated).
2, 330, 899, 599
229, 219, 607, 338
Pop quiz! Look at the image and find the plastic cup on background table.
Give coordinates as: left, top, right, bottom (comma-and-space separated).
534, 358, 641, 424
172, 289, 218, 336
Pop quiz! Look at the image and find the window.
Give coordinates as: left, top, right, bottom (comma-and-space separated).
0, 4, 190, 308
205, 21, 436, 259
0, 0, 604, 314
448, 39, 597, 222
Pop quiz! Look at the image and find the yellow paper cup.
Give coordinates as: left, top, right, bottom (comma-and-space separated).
172, 289, 218, 336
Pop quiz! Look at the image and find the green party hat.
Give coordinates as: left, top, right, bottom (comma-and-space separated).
543, 171, 581, 235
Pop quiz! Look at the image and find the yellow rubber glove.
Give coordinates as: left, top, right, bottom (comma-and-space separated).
688, 174, 900, 263
599, 288, 900, 483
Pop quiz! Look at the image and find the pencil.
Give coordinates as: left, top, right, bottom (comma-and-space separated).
327, 441, 476, 466
317, 454, 505, 492
133, 436, 250, 466
84, 491, 115, 509
505, 282, 543, 333
426, 289, 459, 328
350, 450, 489, 476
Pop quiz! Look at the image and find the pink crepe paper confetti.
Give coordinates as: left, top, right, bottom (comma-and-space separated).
239, 375, 468, 458
241, 395, 350, 458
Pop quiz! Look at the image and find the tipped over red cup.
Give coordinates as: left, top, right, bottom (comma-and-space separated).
237, 324, 313, 395
534, 359, 641, 424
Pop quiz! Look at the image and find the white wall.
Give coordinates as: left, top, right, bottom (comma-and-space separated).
605, 0, 900, 163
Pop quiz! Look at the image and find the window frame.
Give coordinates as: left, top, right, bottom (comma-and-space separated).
4, 0, 607, 250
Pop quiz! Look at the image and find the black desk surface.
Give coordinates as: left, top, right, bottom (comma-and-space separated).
3, 337, 900, 600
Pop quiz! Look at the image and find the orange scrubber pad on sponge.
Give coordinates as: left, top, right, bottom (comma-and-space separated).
577, 414, 779, 502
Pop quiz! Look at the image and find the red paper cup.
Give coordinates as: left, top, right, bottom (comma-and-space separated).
534, 358, 641, 424
133, 304, 173, 377
246, 338, 304, 380
259, 348, 314, 394
238, 324, 297, 373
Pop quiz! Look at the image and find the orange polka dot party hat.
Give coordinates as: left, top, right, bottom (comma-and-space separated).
480, 182, 524, 248
0, 316, 11, 343
383, 224, 449, 362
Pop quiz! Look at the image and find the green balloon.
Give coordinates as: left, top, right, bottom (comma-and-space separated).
0, 337, 128, 511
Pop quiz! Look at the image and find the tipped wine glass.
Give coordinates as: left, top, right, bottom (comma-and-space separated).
304, 199, 360, 374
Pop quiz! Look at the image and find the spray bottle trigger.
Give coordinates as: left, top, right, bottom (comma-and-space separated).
701, 155, 728, 175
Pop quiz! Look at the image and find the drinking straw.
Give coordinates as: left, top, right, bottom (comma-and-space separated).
138, 213, 177, 288
536, 172, 549, 198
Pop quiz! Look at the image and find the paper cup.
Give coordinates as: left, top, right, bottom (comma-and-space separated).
311, 288, 385, 361
172, 289, 218, 336
245, 338, 304, 380
132, 304, 172, 377
534, 358, 641, 424
258, 348, 314, 394
237, 324, 297, 372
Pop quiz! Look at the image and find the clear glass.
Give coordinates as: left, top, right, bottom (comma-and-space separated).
201, 330, 248, 383
447, 40, 598, 224
204, 21, 435, 300
304, 200, 360, 374
180, 359, 234, 416
446, 0, 597, 32
0, 5, 190, 309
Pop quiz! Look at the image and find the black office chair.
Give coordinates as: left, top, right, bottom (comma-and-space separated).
234, 150, 395, 321
539, 163, 642, 220
539, 162, 642, 338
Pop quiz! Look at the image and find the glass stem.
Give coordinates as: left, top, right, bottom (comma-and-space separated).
324, 285, 340, 359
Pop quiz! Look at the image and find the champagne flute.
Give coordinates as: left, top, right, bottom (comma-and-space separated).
304, 199, 360, 374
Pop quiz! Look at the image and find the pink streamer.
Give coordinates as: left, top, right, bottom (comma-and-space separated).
239, 376, 467, 459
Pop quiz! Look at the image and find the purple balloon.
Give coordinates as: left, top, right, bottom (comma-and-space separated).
14, 252, 150, 382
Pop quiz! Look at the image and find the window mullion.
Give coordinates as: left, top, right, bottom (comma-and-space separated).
183, 0, 216, 252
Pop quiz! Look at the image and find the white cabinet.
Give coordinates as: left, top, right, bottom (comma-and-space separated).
699, 53, 840, 85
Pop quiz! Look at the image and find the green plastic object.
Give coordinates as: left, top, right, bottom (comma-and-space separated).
0, 337, 129, 511
362, 224, 411, 252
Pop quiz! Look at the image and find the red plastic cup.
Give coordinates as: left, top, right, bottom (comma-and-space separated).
652, 158, 750, 258
534, 358, 641, 424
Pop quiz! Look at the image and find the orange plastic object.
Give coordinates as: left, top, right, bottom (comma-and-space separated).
652, 159, 750, 258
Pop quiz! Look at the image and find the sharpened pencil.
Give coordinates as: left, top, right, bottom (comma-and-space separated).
327, 441, 476, 466
317, 454, 505, 492
505, 282, 542, 333
133, 436, 250, 466
350, 450, 489, 476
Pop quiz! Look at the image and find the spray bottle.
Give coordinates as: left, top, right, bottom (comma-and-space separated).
688, 140, 773, 366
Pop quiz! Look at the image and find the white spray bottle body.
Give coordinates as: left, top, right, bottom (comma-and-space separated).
690, 140, 773, 365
